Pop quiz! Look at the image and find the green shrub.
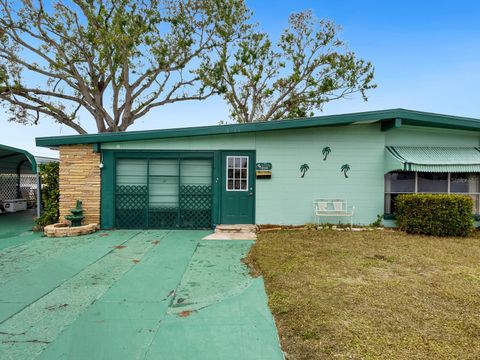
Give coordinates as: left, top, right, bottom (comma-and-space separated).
395, 194, 473, 237
36, 162, 59, 227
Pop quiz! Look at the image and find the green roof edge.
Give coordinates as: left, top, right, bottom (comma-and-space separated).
36, 108, 480, 148
0, 144, 38, 173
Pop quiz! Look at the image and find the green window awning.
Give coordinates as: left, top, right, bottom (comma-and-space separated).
386, 146, 480, 172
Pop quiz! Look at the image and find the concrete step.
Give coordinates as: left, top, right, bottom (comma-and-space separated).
215, 224, 256, 233
202, 232, 257, 240
202, 224, 257, 240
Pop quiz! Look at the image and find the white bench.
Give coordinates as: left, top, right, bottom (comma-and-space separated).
313, 199, 355, 227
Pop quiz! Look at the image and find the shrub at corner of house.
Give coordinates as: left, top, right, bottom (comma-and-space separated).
35, 162, 60, 228
395, 194, 473, 237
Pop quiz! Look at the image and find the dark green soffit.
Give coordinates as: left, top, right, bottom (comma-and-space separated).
36, 108, 480, 148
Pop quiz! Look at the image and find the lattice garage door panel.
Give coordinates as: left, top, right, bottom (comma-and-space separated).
115, 158, 212, 229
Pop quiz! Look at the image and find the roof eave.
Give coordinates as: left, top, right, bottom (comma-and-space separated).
35, 108, 480, 148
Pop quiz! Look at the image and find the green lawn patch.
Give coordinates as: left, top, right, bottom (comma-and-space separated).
246, 230, 480, 359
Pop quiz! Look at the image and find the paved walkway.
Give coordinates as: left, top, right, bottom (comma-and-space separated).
0, 229, 283, 360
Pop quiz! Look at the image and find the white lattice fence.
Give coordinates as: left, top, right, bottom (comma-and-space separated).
0, 173, 37, 206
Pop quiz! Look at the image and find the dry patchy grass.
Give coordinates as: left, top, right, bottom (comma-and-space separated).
246, 230, 480, 360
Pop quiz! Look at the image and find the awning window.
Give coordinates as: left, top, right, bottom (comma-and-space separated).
386, 146, 480, 172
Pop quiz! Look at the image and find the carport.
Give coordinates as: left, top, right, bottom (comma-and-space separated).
0, 144, 41, 218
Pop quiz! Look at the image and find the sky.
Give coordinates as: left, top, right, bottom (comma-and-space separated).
1, 0, 480, 158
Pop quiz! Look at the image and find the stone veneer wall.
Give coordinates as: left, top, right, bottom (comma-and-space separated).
59, 144, 101, 225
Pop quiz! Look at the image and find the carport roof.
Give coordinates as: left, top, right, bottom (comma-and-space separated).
0, 144, 37, 174
36, 108, 480, 148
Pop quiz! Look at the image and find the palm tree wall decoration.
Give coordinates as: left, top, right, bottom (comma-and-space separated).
300, 163, 310, 178
322, 146, 331, 160
341, 164, 350, 178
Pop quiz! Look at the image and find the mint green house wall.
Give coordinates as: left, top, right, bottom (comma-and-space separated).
101, 123, 480, 226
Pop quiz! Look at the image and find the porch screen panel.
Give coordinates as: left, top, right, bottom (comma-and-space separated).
115, 159, 148, 228
179, 159, 212, 228
115, 156, 212, 229
148, 159, 179, 228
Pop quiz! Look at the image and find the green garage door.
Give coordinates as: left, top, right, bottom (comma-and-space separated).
115, 158, 212, 229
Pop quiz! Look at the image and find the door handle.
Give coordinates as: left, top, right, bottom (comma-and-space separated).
248, 192, 253, 196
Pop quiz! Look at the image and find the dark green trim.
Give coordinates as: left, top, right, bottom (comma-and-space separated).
147, 158, 151, 228
36, 109, 480, 148
100, 149, 216, 229
381, 118, 402, 132
252, 151, 257, 224
219, 150, 256, 224
114, 150, 215, 159
212, 150, 221, 226
92, 143, 101, 153
0, 144, 37, 173
100, 150, 115, 229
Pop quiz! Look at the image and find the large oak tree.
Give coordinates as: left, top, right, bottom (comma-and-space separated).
0, 0, 250, 133
200, 10, 376, 123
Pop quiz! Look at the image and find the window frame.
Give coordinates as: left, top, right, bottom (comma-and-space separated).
225, 155, 249, 192
385, 171, 480, 215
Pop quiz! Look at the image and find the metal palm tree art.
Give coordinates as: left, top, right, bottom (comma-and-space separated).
341, 164, 350, 178
300, 163, 310, 178
322, 146, 331, 160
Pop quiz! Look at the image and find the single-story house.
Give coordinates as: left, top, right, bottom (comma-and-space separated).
36, 108, 480, 229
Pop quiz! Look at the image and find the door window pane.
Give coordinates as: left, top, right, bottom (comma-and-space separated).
417, 172, 448, 193
226, 156, 248, 191
241, 180, 247, 190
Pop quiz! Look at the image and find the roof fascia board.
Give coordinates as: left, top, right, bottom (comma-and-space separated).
36, 108, 480, 148
36, 109, 400, 147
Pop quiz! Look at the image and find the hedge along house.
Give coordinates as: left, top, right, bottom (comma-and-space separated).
36, 109, 480, 229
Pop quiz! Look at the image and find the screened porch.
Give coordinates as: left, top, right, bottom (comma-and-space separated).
385, 146, 480, 215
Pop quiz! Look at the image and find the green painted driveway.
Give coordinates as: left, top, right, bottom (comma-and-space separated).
0, 230, 283, 360
0, 211, 40, 251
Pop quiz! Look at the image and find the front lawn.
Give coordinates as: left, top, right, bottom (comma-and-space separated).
247, 230, 480, 359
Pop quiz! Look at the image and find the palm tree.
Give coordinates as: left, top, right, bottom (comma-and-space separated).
322, 146, 331, 161
341, 164, 350, 178
300, 163, 310, 178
